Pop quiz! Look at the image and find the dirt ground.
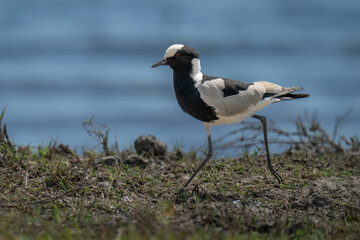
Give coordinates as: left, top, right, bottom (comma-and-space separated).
0, 136, 360, 239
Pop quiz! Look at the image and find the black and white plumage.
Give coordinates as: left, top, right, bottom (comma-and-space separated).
152, 44, 309, 189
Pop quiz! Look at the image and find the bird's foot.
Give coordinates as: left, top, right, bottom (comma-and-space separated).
174, 188, 189, 204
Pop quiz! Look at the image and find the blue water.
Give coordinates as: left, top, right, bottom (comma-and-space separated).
1, 0, 359, 155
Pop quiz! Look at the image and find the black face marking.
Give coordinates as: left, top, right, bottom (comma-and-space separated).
166, 55, 193, 71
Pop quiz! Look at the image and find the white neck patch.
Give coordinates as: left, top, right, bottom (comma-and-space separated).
164, 44, 184, 59
191, 58, 203, 88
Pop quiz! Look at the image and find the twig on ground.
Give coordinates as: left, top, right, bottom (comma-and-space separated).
83, 116, 111, 156
213, 110, 358, 156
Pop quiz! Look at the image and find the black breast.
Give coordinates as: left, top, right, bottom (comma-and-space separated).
173, 70, 218, 123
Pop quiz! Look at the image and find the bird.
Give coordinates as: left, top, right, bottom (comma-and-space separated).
151, 44, 309, 189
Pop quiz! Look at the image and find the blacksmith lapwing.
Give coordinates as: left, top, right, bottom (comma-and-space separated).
152, 44, 309, 189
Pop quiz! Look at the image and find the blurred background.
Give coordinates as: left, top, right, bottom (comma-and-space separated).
1, 0, 359, 155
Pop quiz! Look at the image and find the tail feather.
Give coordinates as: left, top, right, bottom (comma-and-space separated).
276, 87, 309, 101
281, 93, 310, 99
264, 86, 309, 100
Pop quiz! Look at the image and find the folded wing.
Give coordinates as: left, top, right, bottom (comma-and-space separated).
197, 78, 309, 117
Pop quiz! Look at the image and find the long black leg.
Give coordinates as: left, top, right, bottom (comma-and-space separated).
182, 125, 214, 188
252, 115, 284, 183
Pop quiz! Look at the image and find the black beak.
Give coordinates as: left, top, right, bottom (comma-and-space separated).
151, 59, 167, 68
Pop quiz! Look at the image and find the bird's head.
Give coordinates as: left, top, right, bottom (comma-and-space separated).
151, 44, 200, 70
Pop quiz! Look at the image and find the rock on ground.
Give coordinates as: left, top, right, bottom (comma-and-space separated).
134, 135, 167, 158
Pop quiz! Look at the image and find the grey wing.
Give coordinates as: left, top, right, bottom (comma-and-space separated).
197, 78, 265, 116
197, 79, 309, 117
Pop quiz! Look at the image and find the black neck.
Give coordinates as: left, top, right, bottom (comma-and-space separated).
171, 69, 218, 123
173, 69, 195, 96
